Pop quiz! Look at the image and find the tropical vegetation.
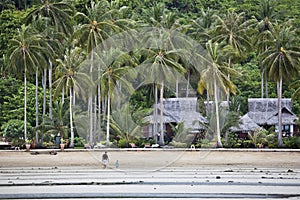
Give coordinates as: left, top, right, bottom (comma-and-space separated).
0, 0, 300, 149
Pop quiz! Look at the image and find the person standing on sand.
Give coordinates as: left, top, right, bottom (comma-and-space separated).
102, 152, 109, 169
115, 160, 119, 168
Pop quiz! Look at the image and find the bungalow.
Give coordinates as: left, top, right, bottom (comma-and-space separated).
143, 98, 207, 143
232, 98, 299, 137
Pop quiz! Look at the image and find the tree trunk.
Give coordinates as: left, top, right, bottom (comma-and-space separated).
73, 88, 76, 105
186, 70, 190, 97
42, 68, 47, 123
154, 84, 158, 144
261, 69, 264, 98
49, 60, 53, 119
42, 68, 47, 144
97, 64, 101, 143
214, 75, 222, 148
264, 45, 268, 98
62, 85, 65, 104
159, 80, 165, 146
226, 58, 231, 103
94, 95, 97, 144
35, 68, 39, 145
89, 51, 94, 146
106, 92, 111, 147
277, 77, 283, 147
206, 84, 210, 115
265, 78, 269, 98
24, 57, 27, 140
88, 96, 93, 145
97, 88, 101, 143
69, 87, 74, 148
176, 78, 179, 98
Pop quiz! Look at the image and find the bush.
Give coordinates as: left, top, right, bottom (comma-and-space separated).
118, 138, 129, 148
1, 119, 34, 142
242, 140, 255, 148
225, 133, 242, 148
265, 133, 277, 148
74, 137, 85, 147
197, 139, 216, 148
284, 137, 300, 149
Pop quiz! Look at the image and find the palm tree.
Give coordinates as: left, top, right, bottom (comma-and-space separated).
110, 104, 143, 147
73, 0, 135, 53
25, 0, 74, 120
190, 7, 215, 45
54, 47, 94, 147
140, 4, 189, 145
30, 18, 58, 145
73, 0, 135, 145
197, 40, 237, 148
211, 11, 256, 102
261, 22, 300, 147
8, 24, 49, 141
212, 11, 255, 58
170, 122, 191, 145
40, 100, 69, 142
256, 0, 277, 98
99, 48, 136, 146
138, 34, 186, 145
25, 0, 74, 36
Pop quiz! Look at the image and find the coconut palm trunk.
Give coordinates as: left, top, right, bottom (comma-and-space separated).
97, 62, 101, 143
186, 71, 190, 97
42, 68, 47, 143
226, 58, 231, 103
89, 51, 94, 146
89, 96, 93, 145
265, 79, 269, 98
214, 74, 222, 148
23, 56, 27, 140
176, 78, 179, 98
277, 76, 283, 147
154, 84, 158, 144
35, 67, 39, 144
159, 80, 164, 146
261, 69, 264, 98
49, 61, 53, 119
42, 68, 47, 121
106, 92, 111, 147
69, 87, 74, 147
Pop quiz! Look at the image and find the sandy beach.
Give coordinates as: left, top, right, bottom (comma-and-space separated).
1, 149, 299, 169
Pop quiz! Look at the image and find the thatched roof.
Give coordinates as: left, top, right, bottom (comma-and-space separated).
231, 98, 298, 133
146, 98, 207, 130
247, 98, 298, 126
230, 114, 261, 133
248, 98, 292, 112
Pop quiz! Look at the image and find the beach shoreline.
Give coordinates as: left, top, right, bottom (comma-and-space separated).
1, 149, 299, 169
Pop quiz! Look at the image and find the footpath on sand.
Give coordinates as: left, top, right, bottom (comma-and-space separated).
0, 148, 299, 169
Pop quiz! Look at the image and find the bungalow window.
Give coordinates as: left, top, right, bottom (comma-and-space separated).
275, 125, 291, 137
283, 125, 290, 131
282, 125, 291, 137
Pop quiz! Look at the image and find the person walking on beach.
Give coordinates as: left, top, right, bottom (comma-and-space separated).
102, 152, 109, 169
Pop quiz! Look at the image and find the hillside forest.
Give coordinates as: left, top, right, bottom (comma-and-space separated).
0, 0, 300, 149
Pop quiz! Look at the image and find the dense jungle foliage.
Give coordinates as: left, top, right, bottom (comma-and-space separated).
0, 0, 300, 148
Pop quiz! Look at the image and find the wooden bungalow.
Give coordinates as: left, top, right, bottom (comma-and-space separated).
144, 98, 207, 143
230, 114, 263, 139
232, 98, 299, 137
